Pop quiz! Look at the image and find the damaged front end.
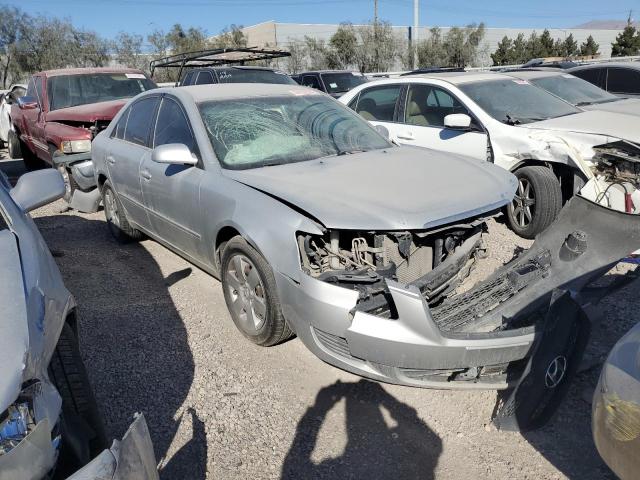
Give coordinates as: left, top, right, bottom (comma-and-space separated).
296, 194, 640, 430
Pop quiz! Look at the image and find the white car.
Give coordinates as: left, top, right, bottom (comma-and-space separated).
0, 83, 26, 148
339, 72, 640, 238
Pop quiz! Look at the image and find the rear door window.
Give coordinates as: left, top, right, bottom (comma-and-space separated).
607, 68, 640, 95
195, 71, 215, 85
572, 68, 606, 89
124, 97, 159, 147
405, 84, 470, 127
112, 107, 130, 140
182, 71, 195, 86
302, 75, 322, 90
353, 85, 401, 122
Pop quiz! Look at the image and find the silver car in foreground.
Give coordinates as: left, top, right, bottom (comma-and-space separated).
93, 84, 640, 431
0, 168, 157, 479
593, 322, 640, 480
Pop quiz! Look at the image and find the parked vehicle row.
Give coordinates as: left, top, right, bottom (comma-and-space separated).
0, 83, 26, 150
291, 70, 367, 97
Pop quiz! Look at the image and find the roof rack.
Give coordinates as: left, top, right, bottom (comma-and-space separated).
149, 47, 291, 79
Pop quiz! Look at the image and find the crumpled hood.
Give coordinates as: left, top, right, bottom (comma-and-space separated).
0, 230, 29, 413
225, 146, 516, 230
581, 98, 640, 117
520, 110, 640, 146
46, 99, 128, 123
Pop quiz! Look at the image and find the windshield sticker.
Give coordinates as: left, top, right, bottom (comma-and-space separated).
125, 73, 146, 79
512, 79, 529, 85
329, 83, 338, 88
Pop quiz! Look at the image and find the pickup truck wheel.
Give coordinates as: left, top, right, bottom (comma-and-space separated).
101, 180, 142, 243
49, 322, 108, 472
56, 164, 79, 203
221, 236, 294, 346
7, 129, 21, 159
506, 166, 561, 239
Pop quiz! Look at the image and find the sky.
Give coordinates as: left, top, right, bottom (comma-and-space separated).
15, 0, 638, 41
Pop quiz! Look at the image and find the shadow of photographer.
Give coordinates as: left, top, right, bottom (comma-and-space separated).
282, 379, 442, 480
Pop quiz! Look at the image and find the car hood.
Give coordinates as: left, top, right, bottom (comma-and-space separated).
225, 147, 516, 230
46, 99, 128, 123
521, 110, 640, 145
581, 98, 640, 117
0, 230, 29, 412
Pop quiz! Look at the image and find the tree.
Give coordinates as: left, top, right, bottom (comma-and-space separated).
539, 29, 555, 56
0, 6, 22, 87
560, 33, 579, 57
416, 27, 447, 68
580, 35, 600, 56
329, 23, 358, 69
112, 32, 147, 71
611, 14, 640, 56
355, 21, 399, 72
286, 41, 306, 73
491, 36, 512, 66
211, 24, 247, 48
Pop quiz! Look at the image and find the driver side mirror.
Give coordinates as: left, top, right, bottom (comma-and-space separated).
17, 96, 38, 110
151, 143, 197, 166
444, 113, 472, 130
10, 169, 65, 212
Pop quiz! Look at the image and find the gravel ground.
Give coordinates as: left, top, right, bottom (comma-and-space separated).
27, 198, 638, 480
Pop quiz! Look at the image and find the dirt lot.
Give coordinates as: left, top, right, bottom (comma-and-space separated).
28, 196, 637, 480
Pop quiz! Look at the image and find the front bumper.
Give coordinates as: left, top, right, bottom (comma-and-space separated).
278, 195, 640, 390
52, 153, 101, 213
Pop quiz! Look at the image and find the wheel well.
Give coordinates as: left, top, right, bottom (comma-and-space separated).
97, 173, 108, 189
65, 308, 79, 336
511, 160, 578, 203
215, 226, 241, 268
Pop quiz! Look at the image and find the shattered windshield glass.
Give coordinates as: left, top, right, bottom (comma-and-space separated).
48, 73, 156, 111
198, 94, 391, 169
460, 79, 581, 125
530, 75, 619, 107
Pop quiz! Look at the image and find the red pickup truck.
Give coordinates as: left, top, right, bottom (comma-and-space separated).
10, 67, 156, 209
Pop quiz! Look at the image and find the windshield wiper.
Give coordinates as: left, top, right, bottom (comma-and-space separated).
576, 101, 594, 107
336, 149, 365, 156
505, 114, 521, 125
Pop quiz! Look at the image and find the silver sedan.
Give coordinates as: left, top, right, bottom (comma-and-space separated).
93, 84, 640, 431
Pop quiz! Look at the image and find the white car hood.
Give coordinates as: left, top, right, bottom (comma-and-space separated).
581, 98, 640, 117
520, 110, 640, 145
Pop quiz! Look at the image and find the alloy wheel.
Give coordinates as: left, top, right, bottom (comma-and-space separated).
103, 189, 120, 228
226, 254, 267, 333
511, 178, 536, 228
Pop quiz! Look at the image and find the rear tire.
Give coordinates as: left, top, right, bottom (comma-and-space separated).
101, 180, 142, 243
221, 236, 294, 346
506, 166, 562, 239
49, 322, 107, 471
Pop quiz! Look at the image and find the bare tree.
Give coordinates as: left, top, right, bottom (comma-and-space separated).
0, 6, 22, 87
113, 32, 148, 71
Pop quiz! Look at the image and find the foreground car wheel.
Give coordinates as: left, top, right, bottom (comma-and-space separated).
49, 323, 108, 474
221, 236, 294, 346
506, 166, 561, 239
102, 180, 142, 243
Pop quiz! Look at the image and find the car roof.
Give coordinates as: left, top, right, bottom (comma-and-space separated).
158, 83, 318, 103
505, 70, 565, 80
39, 67, 147, 77
298, 70, 362, 75
396, 71, 512, 85
569, 62, 640, 71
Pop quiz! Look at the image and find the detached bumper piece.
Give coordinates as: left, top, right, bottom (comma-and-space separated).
67, 414, 158, 480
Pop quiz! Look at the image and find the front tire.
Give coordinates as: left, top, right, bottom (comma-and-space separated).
49, 322, 107, 472
221, 236, 294, 346
101, 180, 142, 243
506, 166, 562, 239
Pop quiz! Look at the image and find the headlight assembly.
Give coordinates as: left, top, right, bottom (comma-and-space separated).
60, 139, 91, 154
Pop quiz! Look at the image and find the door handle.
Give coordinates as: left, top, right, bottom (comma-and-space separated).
106, 155, 116, 165
396, 132, 415, 140
140, 169, 152, 181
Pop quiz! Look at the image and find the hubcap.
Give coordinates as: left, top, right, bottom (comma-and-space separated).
104, 189, 120, 228
57, 166, 72, 200
545, 355, 568, 388
226, 254, 267, 333
510, 178, 535, 228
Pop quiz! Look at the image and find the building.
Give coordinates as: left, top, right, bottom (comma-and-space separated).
235, 20, 624, 68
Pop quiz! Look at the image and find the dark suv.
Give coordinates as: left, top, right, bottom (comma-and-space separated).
291, 70, 367, 97
179, 66, 295, 86
569, 62, 640, 98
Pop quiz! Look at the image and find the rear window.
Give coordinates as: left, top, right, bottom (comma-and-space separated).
320, 72, 366, 94
215, 68, 296, 85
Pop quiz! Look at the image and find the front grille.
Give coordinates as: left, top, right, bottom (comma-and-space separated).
431, 250, 551, 332
314, 329, 352, 359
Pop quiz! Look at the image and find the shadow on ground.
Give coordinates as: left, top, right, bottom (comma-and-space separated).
282, 379, 442, 479
35, 213, 207, 479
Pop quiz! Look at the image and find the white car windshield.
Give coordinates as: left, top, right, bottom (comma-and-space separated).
198, 94, 391, 169
530, 75, 620, 107
460, 79, 581, 125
